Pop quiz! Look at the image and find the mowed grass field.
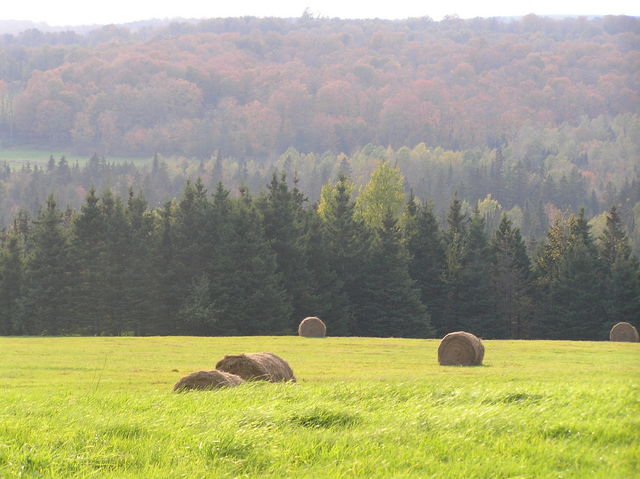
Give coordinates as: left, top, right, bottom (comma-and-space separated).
0, 337, 638, 478
0, 148, 150, 169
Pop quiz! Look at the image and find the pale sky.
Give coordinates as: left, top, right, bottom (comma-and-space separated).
1, 0, 638, 26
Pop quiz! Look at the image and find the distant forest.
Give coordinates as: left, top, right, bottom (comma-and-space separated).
0, 15, 639, 338
0, 164, 638, 339
0, 15, 639, 246
0, 15, 638, 157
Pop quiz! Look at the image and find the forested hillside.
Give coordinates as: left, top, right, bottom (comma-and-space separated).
0, 15, 638, 157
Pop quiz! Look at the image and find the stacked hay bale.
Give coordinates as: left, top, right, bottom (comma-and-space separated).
216, 352, 296, 382
173, 370, 244, 391
609, 322, 639, 342
438, 331, 484, 366
298, 316, 327, 337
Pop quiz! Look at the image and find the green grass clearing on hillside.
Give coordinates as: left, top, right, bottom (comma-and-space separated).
0, 148, 150, 169
0, 337, 638, 478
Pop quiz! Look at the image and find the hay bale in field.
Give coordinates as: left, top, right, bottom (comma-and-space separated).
173, 370, 244, 392
298, 316, 327, 337
609, 322, 639, 342
438, 331, 484, 366
215, 352, 296, 382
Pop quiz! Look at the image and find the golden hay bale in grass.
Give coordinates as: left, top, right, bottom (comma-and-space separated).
215, 352, 296, 382
609, 322, 639, 342
173, 370, 244, 392
438, 331, 484, 366
298, 316, 327, 337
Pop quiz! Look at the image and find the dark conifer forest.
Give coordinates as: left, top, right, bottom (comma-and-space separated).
0, 165, 638, 338
0, 14, 639, 338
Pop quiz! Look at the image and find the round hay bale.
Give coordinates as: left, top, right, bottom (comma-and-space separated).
173, 370, 244, 392
298, 316, 327, 337
609, 322, 639, 342
215, 352, 296, 382
438, 331, 484, 366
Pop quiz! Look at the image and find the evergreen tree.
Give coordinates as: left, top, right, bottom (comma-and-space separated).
600, 206, 631, 267
211, 151, 223, 186
599, 206, 640, 329
122, 189, 156, 335
491, 215, 533, 338
168, 178, 212, 332
402, 194, 447, 335
179, 273, 218, 335
0, 228, 24, 334
357, 209, 432, 337
152, 200, 182, 334
460, 208, 495, 337
318, 174, 371, 335
208, 188, 291, 335
534, 211, 606, 339
99, 190, 131, 334
22, 195, 73, 334
259, 172, 316, 329
71, 187, 107, 333
302, 211, 352, 336
174, 178, 211, 281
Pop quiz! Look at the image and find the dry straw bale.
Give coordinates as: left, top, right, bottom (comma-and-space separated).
215, 352, 296, 382
173, 370, 244, 392
298, 316, 327, 337
438, 331, 485, 366
609, 322, 639, 342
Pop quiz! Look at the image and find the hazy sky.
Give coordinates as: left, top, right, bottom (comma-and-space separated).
1, 0, 638, 26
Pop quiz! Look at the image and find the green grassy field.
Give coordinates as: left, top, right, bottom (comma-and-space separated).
0, 148, 150, 169
0, 337, 638, 478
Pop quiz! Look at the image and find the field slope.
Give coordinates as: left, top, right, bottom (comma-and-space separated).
0, 337, 638, 478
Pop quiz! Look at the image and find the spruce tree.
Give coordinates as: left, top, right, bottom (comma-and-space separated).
460, 208, 495, 337
303, 211, 352, 336
122, 188, 156, 335
156, 178, 214, 334
0, 229, 24, 334
152, 200, 182, 334
99, 190, 131, 334
534, 211, 606, 339
318, 174, 371, 335
259, 172, 315, 329
402, 194, 447, 335
357, 209, 432, 337
22, 195, 73, 334
599, 206, 640, 329
491, 215, 532, 338
174, 178, 211, 287
72, 187, 105, 333
208, 187, 291, 335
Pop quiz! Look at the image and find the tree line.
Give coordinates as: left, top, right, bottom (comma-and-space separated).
2, 113, 640, 254
1, 162, 638, 339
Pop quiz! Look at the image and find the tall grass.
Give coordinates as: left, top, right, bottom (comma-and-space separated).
0, 337, 638, 478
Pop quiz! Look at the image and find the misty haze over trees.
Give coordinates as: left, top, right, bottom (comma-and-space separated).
0, 14, 638, 338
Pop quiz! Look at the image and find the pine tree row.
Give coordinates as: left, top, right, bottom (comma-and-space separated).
1, 165, 638, 339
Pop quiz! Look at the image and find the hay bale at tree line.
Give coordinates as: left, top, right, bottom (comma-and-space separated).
298, 316, 327, 337
215, 352, 296, 382
438, 331, 485, 366
173, 370, 244, 392
609, 322, 639, 342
